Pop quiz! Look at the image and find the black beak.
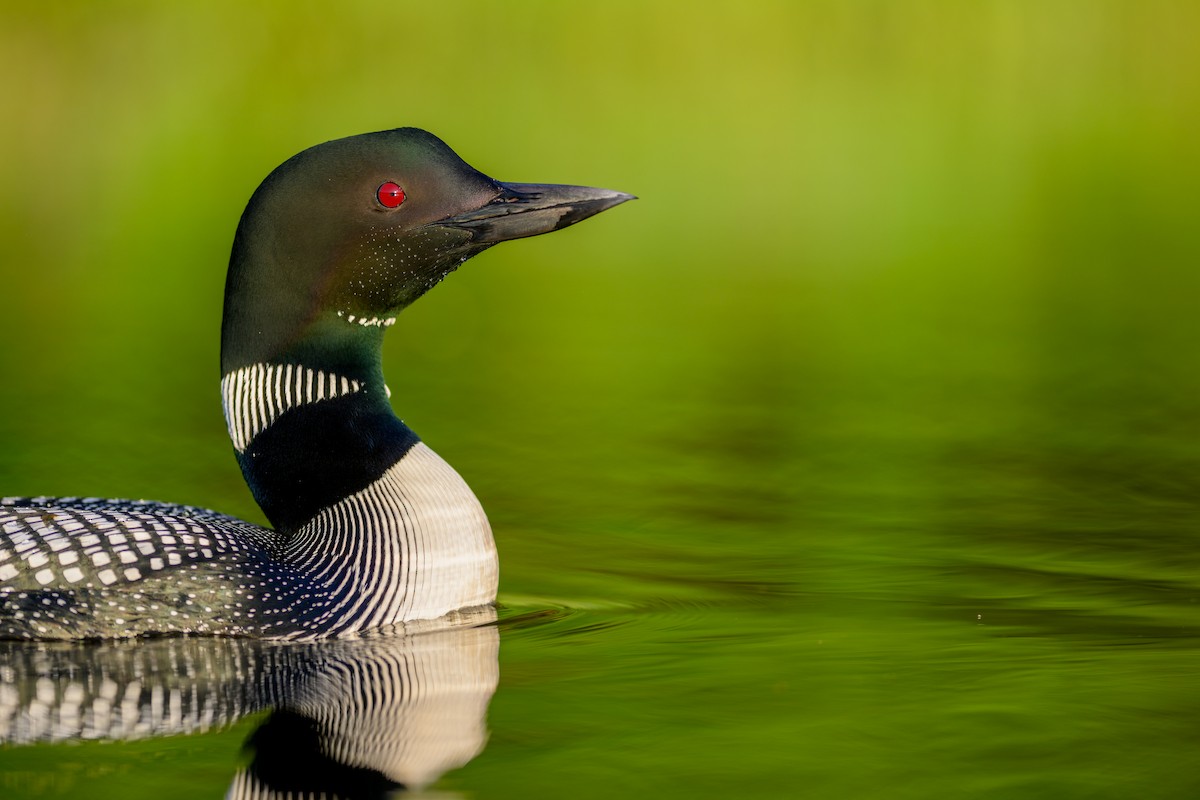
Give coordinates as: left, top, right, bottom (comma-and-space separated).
432, 182, 636, 244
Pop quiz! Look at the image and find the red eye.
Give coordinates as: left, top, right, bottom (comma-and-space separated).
376, 181, 405, 208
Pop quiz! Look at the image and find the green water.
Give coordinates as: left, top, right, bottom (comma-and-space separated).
2, 2, 1199, 797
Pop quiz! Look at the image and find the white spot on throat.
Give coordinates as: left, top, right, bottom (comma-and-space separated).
335, 309, 396, 328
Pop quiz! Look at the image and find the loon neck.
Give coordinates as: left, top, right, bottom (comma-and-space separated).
221, 345, 418, 535
219, 320, 499, 628
221, 305, 394, 381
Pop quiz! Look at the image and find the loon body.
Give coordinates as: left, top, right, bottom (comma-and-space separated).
0, 128, 632, 640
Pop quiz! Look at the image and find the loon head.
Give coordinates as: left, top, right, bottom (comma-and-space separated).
221, 127, 634, 375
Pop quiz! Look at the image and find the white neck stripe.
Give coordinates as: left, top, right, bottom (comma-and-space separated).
220, 363, 363, 452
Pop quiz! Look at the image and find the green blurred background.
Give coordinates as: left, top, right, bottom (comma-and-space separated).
2, 2, 1200, 798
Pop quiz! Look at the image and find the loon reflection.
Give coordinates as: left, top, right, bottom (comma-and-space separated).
0, 609, 498, 798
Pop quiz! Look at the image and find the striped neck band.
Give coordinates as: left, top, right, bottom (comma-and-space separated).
221, 363, 366, 453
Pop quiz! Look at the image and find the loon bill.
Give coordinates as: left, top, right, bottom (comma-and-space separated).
0, 128, 634, 640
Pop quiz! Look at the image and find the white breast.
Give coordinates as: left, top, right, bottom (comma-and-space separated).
286, 443, 499, 632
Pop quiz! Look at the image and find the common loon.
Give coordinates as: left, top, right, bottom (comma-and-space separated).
0, 128, 633, 640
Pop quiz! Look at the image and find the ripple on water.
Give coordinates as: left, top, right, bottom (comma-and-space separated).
495, 589, 784, 646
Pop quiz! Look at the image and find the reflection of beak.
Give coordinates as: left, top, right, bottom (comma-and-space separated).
429, 182, 636, 244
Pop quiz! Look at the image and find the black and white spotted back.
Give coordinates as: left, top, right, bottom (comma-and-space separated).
0, 497, 330, 639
